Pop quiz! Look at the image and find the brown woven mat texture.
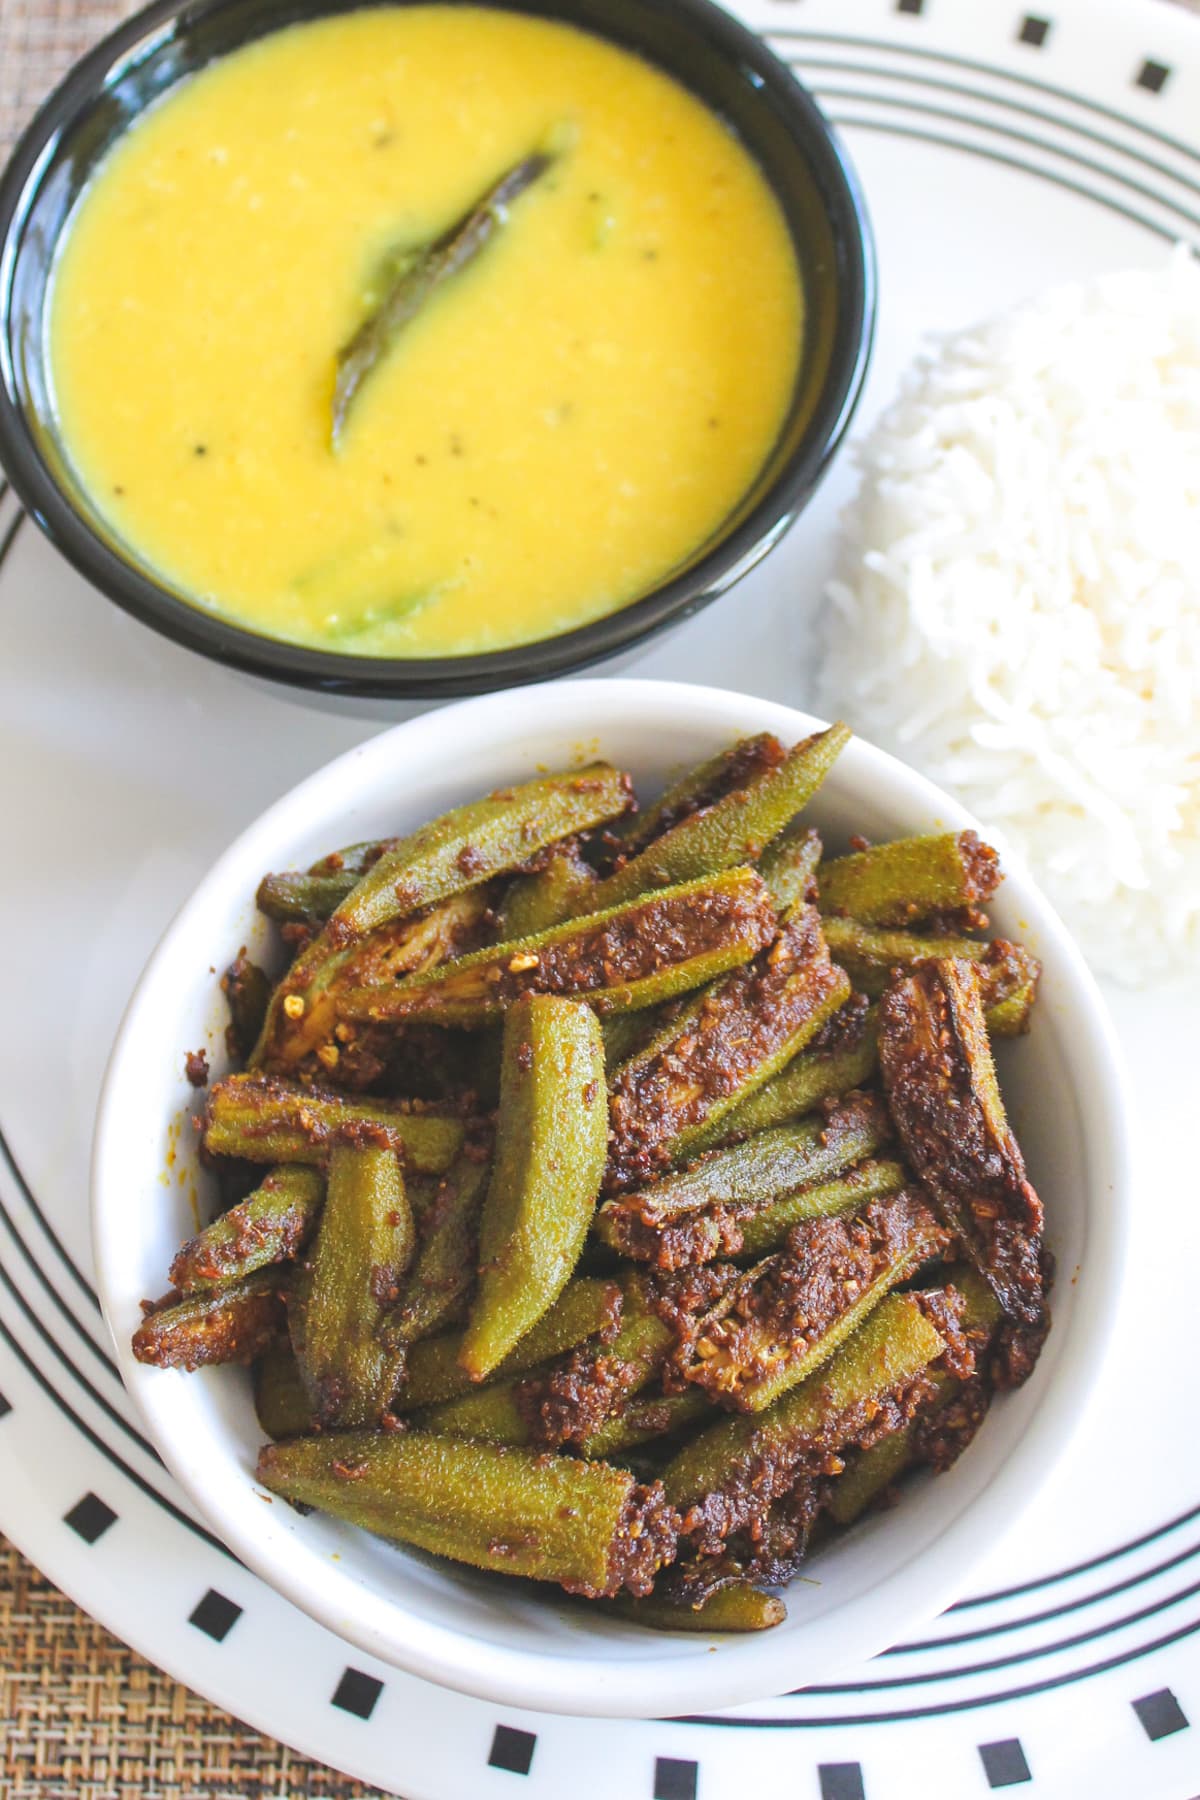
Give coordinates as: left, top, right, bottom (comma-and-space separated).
0, 0, 1196, 1795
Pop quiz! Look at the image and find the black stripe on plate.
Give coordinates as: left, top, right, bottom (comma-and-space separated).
0, 1388, 10, 1418
0, 1153, 120, 1377
888, 1532, 1200, 1655
0, 1306, 232, 1558
815, 113, 1178, 241
0, 1114, 102, 1312
0, 1201, 157, 1459
807, 84, 1200, 229
784, 53, 1200, 199
679, 1610, 1200, 1728
796, 1570, 1200, 1696
766, 27, 1200, 165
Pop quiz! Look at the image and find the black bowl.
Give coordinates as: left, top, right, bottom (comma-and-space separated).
0, 0, 874, 700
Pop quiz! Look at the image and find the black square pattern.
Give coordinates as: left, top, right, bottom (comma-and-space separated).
331, 1668, 383, 1720
1018, 15, 1051, 46
979, 1739, 1032, 1788
1136, 59, 1171, 93
654, 1758, 698, 1800
820, 1764, 866, 1800
488, 1726, 537, 1776
188, 1589, 243, 1642
63, 1493, 117, 1544
0, 1389, 11, 1419
897, 0, 925, 11
1133, 1688, 1189, 1741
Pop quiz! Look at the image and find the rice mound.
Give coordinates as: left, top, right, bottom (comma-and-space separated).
818, 249, 1200, 987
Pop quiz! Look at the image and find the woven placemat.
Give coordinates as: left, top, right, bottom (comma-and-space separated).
1, 0, 1196, 1795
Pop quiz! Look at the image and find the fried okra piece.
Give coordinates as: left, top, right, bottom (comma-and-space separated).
689, 997, 880, 1152
818, 831, 1001, 929
734, 1159, 907, 1261
662, 1293, 945, 1554
201, 1072, 466, 1173
256, 1432, 680, 1599
877, 958, 1047, 1325
132, 1270, 288, 1369
337, 867, 777, 1028
396, 1276, 623, 1409
515, 1284, 677, 1449
595, 1092, 890, 1268
221, 952, 273, 1062
497, 839, 598, 938
169, 1166, 325, 1292
459, 997, 608, 1380
256, 765, 633, 1061
822, 918, 1040, 1011
677, 1189, 950, 1412
606, 1582, 786, 1632
254, 1339, 314, 1441
256, 869, 360, 924
606, 905, 851, 1189
606, 733, 787, 865
259, 888, 492, 1069
378, 1147, 491, 1354
591, 725, 850, 909
758, 823, 823, 914
291, 1146, 415, 1428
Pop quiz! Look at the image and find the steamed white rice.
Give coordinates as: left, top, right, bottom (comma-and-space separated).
818, 248, 1200, 987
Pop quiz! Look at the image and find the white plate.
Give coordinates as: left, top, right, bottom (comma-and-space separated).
2, 0, 1198, 1793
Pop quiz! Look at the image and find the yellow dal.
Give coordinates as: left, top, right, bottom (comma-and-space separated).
50, 7, 803, 657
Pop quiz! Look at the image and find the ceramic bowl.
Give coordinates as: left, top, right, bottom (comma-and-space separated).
92, 680, 1129, 1716
0, 0, 873, 700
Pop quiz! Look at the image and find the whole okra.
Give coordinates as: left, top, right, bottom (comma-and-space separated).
256, 1431, 680, 1599
459, 995, 608, 1380
818, 831, 1000, 929
291, 1146, 414, 1428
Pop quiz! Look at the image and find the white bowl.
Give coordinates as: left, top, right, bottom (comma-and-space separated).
91, 679, 1129, 1719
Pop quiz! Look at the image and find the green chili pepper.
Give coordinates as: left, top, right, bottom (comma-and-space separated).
131, 1270, 287, 1369
291, 1146, 414, 1428
338, 866, 776, 1029
459, 996, 607, 1380
169, 1166, 325, 1292
202, 1072, 466, 1173
818, 831, 1000, 928
255, 1431, 679, 1599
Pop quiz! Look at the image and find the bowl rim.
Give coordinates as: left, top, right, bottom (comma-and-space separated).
0, 0, 876, 700
91, 679, 1132, 1718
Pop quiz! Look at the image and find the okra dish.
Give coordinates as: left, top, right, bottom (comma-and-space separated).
135, 724, 1052, 1632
